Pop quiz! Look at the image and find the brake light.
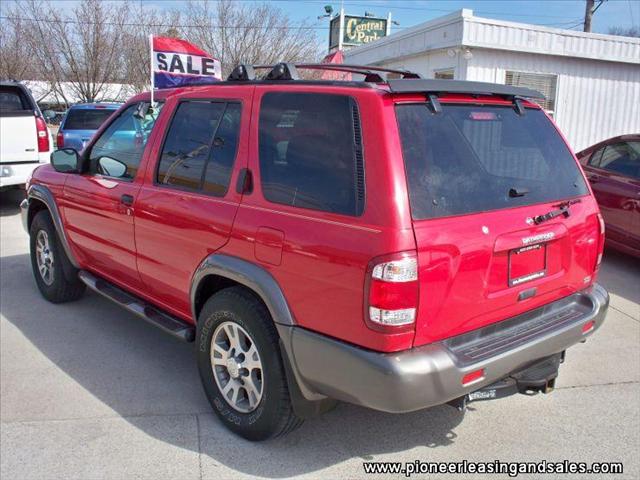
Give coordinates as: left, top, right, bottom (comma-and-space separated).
595, 213, 605, 270
35, 116, 50, 152
365, 252, 418, 332
56, 131, 64, 148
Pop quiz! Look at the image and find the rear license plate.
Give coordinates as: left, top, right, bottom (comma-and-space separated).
508, 243, 547, 286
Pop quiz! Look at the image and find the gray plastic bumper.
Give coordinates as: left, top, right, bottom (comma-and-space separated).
278, 283, 609, 413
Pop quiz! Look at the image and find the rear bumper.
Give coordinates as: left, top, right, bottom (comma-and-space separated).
0, 162, 41, 188
279, 283, 609, 413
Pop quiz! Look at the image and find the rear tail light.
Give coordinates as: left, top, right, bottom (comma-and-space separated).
595, 213, 605, 270
365, 252, 419, 332
56, 131, 64, 148
35, 116, 50, 152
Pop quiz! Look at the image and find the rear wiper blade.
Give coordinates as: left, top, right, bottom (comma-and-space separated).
509, 187, 529, 198
533, 199, 582, 225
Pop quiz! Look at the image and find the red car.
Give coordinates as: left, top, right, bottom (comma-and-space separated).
577, 134, 640, 258
21, 64, 609, 440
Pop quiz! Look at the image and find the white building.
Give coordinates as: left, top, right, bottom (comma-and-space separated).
345, 9, 640, 151
23, 81, 136, 109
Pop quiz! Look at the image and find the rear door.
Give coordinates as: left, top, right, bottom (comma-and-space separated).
0, 85, 38, 163
134, 88, 251, 319
395, 102, 601, 346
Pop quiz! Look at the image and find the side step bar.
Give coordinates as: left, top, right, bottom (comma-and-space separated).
78, 270, 195, 342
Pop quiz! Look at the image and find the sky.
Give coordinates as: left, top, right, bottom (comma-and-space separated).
9, 0, 640, 46
133, 0, 639, 33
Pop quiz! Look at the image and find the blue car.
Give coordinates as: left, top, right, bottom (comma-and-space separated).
56, 103, 120, 152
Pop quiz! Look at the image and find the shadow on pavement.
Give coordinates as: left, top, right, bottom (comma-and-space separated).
1, 253, 464, 477
598, 247, 640, 306
0, 189, 25, 217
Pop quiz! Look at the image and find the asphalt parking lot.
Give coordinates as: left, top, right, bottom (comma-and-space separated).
1, 187, 638, 479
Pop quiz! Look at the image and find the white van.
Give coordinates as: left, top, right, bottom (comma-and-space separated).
0, 81, 52, 189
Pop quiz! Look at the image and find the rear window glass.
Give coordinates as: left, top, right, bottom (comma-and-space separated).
64, 108, 115, 130
396, 104, 588, 220
258, 92, 364, 216
0, 87, 30, 111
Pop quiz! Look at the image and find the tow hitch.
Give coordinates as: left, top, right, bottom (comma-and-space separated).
448, 352, 563, 412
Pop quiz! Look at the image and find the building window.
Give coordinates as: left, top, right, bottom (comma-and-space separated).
505, 71, 557, 116
434, 69, 454, 80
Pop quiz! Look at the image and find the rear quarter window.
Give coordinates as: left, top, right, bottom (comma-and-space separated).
396, 104, 588, 220
258, 92, 365, 216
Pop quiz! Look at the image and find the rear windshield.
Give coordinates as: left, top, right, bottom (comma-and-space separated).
0, 86, 31, 112
396, 104, 588, 220
64, 108, 115, 130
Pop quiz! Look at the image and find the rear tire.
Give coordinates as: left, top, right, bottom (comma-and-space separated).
196, 286, 303, 440
29, 210, 85, 303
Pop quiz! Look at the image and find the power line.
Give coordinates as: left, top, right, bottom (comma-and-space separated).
0, 13, 593, 32
0, 15, 361, 30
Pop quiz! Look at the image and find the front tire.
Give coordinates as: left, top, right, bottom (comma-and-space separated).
29, 210, 85, 303
196, 287, 302, 440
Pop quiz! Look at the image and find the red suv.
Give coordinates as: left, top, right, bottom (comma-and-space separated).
21, 64, 609, 440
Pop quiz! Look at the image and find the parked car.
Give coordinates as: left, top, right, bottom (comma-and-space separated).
577, 134, 640, 258
56, 103, 120, 151
21, 64, 609, 441
0, 81, 52, 190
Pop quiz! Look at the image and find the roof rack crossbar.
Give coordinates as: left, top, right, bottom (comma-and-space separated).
227, 64, 256, 81
227, 63, 422, 81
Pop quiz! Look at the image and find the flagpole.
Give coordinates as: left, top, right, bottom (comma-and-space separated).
149, 34, 154, 106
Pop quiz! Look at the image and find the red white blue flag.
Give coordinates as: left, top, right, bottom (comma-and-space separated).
152, 36, 222, 89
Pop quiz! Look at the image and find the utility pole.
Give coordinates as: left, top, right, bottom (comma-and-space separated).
584, 0, 594, 32
584, 0, 606, 33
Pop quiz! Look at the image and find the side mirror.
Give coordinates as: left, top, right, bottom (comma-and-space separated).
50, 148, 79, 173
42, 110, 56, 121
97, 156, 127, 178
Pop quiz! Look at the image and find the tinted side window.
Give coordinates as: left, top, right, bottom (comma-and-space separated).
588, 147, 605, 167
203, 103, 242, 196
598, 142, 640, 178
258, 92, 364, 216
157, 101, 226, 190
90, 102, 163, 179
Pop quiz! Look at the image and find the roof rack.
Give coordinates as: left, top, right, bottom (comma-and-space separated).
226, 62, 422, 82
387, 78, 544, 99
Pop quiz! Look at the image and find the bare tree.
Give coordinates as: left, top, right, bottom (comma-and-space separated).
0, 16, 36, 80
608, 26, 640, 38
121, 4, 182, 93
182, 0, 322, 78
14, 0, 130, 104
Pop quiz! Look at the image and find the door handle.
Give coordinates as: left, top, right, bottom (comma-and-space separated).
587, 174, 600, 184
121, 194, 134, 206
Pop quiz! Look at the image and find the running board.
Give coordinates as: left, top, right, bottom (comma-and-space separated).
78, 270, 195, 342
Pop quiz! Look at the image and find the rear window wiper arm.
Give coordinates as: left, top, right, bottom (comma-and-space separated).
533, 199, 582, 225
